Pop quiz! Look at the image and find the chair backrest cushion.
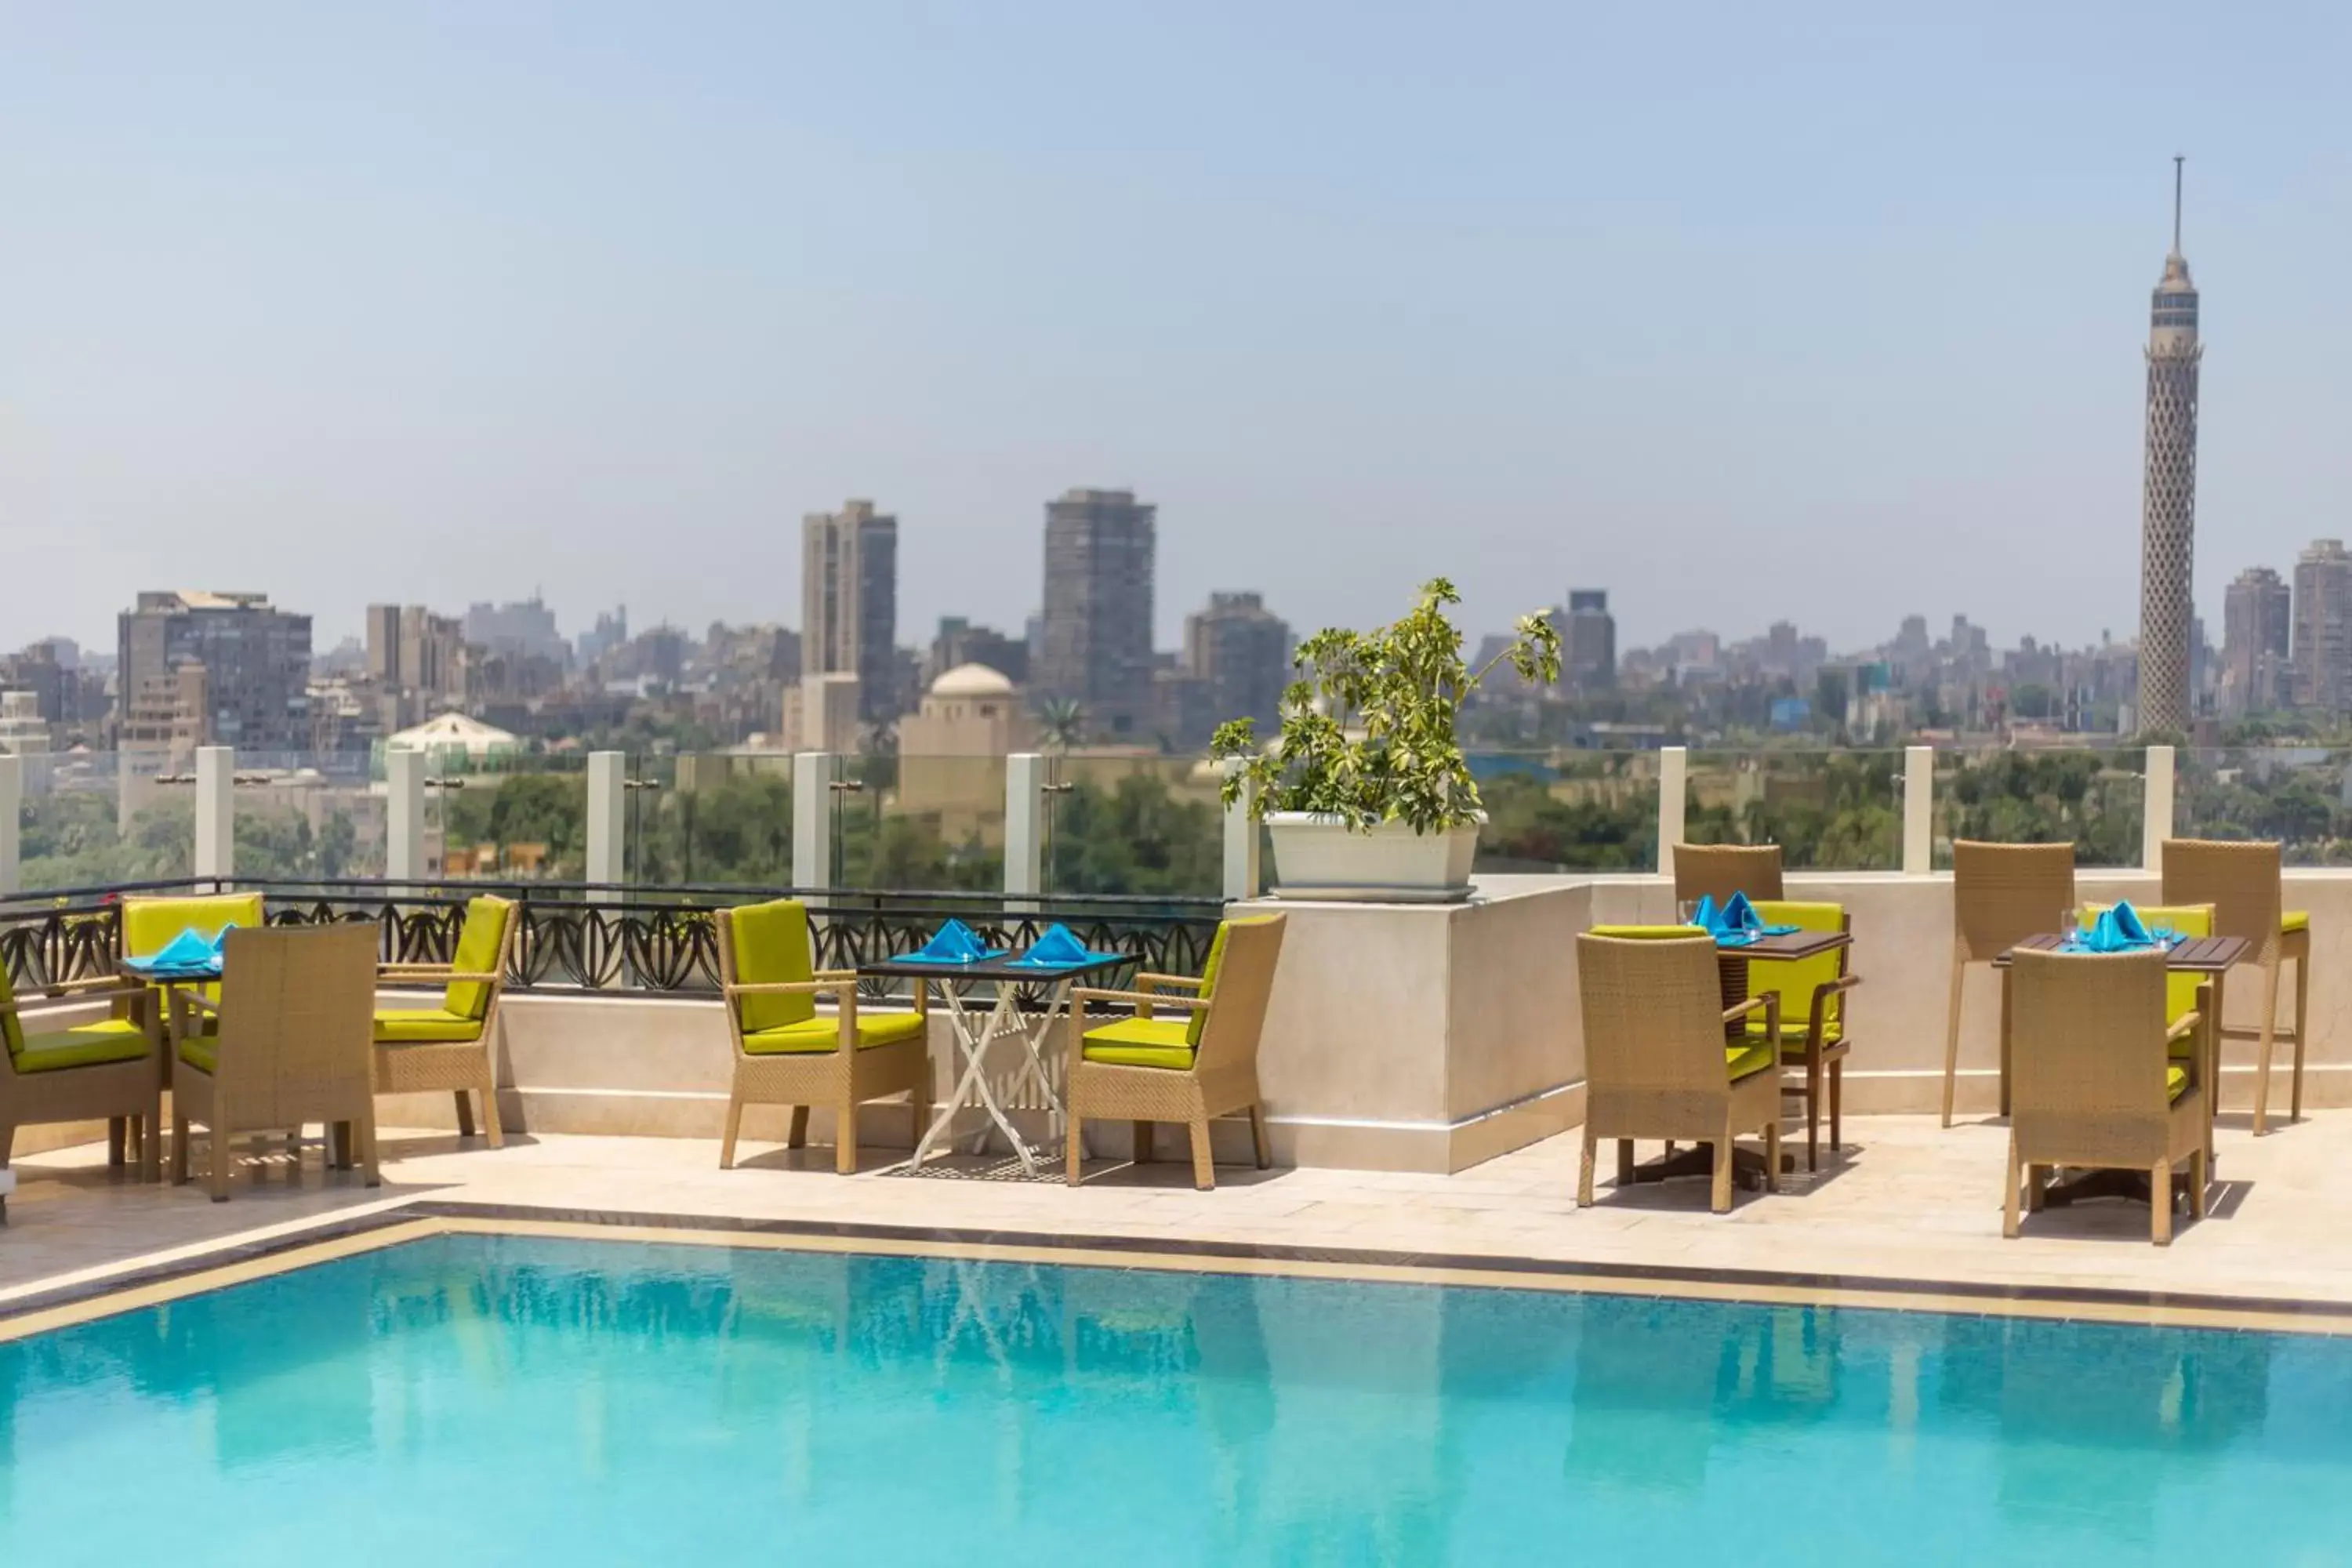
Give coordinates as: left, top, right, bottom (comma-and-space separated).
2009, 947, 2171, 1123
1192, 916, 1286, 1073
122, 892, 265, 956
726, 900, 817, 1033
1577, 931, 1730, 1095
1186, 920, 1241, 1047
1748, 901, 1846, 1033
1951, 840, 2075, 962
0, 962, 20, 1058
2082, 902, 2212, 1022
443, 897, 511, 1020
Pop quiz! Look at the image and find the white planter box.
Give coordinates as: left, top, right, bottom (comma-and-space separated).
1264, 813, 1482, 903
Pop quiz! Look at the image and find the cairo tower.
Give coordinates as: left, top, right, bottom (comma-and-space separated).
2138, 158, 2201, 735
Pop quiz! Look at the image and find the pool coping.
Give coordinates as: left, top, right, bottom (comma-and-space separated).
8, 1197, 2352, 1342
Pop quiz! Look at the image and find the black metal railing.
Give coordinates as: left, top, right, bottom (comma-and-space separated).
0, 877, 1224, 1002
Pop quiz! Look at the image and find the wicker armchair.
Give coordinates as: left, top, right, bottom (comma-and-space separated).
1065, 914, 1285, 1191
1672, 843, 1784, 907
715, 899, 930, 1174
1576, 927, 1783, 1214
2002, 947, 2208, 1247
1942, 840, 2075, 1127
1, 967, 165, 1201
1746, 901, 1861, 1171
2161, 839, 2305, 1134
372, 895, 517, 1147
172, 925, 381, 1202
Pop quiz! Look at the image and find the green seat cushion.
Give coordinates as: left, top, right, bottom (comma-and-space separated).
2285, 909, 2309, 934
179, 1036, 217, 1074
2168, 1064, 2190, 1103
742, 1011, 924, 1055
1081, 1017, 1195, 1071
13, 1019, 151, 1073
374, 1007, 485, 1044
2084, 902, 2212, 1023
1726, 1040, 1777, 1082
728, 901, 818, 1032
444, 898, 510, 1020
1745, 901, 1848, 1042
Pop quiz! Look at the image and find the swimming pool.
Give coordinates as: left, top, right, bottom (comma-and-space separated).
3, 1231, 2349, 1563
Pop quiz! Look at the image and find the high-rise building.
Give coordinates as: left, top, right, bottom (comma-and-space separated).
117, 591, 312, 752
922, 616, 1029, 691
2220, 567, 2291, 716
2138, 160, 2201, 735
364, 604, 402, 684
2292, 541, 2352, 712
1183, 592, 1292, 734
1036, 488, 1156, 739
463, 597, 567, 665
800, 499, 899, 724
1565, 590, 1617, 688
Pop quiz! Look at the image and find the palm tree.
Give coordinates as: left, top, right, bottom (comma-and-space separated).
1036, 698, 1086, 754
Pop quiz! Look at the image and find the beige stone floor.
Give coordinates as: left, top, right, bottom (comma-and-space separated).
7, 1111, 2352, 1312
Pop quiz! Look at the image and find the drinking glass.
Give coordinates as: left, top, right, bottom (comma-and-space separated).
2059, 909, 2081, 949
1675, 900, 1697, 927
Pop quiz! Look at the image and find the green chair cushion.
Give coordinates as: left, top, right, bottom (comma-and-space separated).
374, 1007, 485, 1044
1746, 1018, 1846, 1047
742, 1011, 924, 1055
2285, 909, 2309, 934
2084, 902, 2212, 1023
13, 1019, 151, 1073
2168, 1064, 2190, 1103
445, 898, 508, 1021
728, 901, 817, 1033
122, 892, 263, 1006
1082, 1017, 1195, 1071
1746, 901, 1847, 1043
1726, 1040, 1777, 1082
179, 1036, 217, 1074
0, 962, 20, 1058
1188, 924, 1232, 1048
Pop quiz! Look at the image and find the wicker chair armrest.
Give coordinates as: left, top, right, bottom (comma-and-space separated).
1073, 987, 1211, 1013
723, 979, 840, 996
1133, 972, 1205, 993
39, 981, 154, 1008
175, 992, 222, 1017
2165, 1009, 2203, 1044
1807, 973, 1862, 1036
48, 974, 151, 996
1722, 995, 1772, 1026
382, 969, 502, 986
377, 962, 453, 977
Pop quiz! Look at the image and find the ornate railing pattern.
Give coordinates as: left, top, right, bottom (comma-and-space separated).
0, 877, 1224, 1004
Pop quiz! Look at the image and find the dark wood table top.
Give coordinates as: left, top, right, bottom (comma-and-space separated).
1711, 929, 1851, 963
1994, 933, 2250, 971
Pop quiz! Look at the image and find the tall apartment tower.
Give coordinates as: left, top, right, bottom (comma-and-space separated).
2220, 566, 2292, 716
2293, 540, 2352, 712
1564, 590, 1617, 688
1183, 592, 1292, 732
117, 590, 312, 752
2137, 158, 2201, 735
1037, 488, 1156, 739
800, 499, 899, 724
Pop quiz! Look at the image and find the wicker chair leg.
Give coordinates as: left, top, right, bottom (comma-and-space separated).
2002, 1134, 2022, 1239
835, 1103, 859, 1176
1806, 1053, 1822, 1172
453, 1089, 477, 1139
1132, 1121, 1152, 1165
2190, 1146, 2209, 1220
172, 1111, 190, 1185
2292, 945, 2310, 1123
2253, 960, 2281, 1136
480, 1082, 505, 1150
1065, 1114, 1083, 1186
1829, 1060, 1844, 1153
1616, 1139, 1635, 1186
786, 1105, 810, 1149
719, 1097, 742, 1170
1248, 1105, 1271, 1169
1577, 1127, 1597, 1207
107, 1117, 126, 1168
1941, 958, 1965, 1128
2151, 1160, 2173, 1247
140, 1102, 162, 1184
1764, 1116, 1781, 1195
1188, 1120, 1214, 1191
1709, 1128, 1734, 1214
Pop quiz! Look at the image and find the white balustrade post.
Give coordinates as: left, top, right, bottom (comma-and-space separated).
0, 753, 20, 897
1221, 758, 1261, 903
793, 752, 838, 890
386, 750, 426, 884
194, 746, 234, 884
1656, 746, 1688, 878
586, 751, 626, 898
1005, 753, 1045, 900
2142, 743, 2176, 873
1903, 745, 1933, 876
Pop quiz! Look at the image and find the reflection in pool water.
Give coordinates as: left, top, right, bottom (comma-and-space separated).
2, 1235, 2347, 1563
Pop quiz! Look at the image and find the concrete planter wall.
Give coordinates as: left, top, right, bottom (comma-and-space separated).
1265, 812, 1482, 903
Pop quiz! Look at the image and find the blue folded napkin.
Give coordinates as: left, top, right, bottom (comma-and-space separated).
2111, 901, 2151, 943
2071, 906, 2157, 954
1720, 891, 1760, 931
900, 918, 1000, 964
128, 924, 229, 976
1009, 924, 1114, 970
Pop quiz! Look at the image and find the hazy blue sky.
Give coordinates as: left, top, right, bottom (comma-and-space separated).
5, 2, 2348, 659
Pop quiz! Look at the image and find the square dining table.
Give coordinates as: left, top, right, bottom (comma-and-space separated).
862, 951, 1128, 1178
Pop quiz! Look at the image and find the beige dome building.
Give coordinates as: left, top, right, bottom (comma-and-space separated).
895, 664, 1037, 839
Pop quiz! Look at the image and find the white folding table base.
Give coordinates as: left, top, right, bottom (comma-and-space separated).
908, 978, 1076, 1177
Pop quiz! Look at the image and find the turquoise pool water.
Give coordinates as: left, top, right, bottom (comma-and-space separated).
4, 1233, 2350, 1563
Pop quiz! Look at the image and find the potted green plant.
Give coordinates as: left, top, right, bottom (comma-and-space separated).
1211, 578, 1561, 902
